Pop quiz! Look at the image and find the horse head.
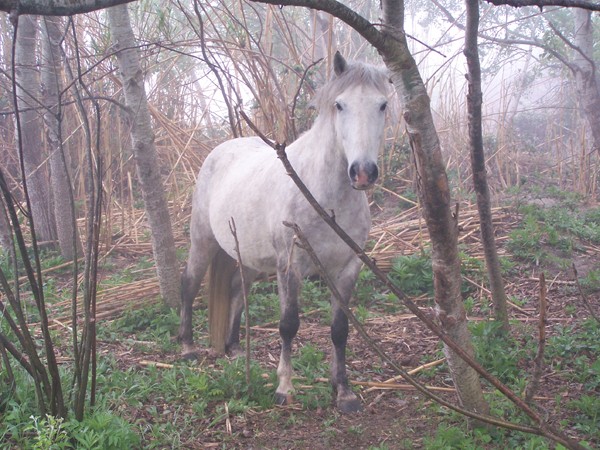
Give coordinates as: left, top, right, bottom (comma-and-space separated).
330, 52, 389, 190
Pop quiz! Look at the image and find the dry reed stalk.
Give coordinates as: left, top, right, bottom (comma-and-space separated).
364, 358, 446, 393
42, 198, 519, 329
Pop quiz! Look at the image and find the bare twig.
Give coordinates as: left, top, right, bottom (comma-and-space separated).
525, 273, 547, 403
289, 58, 322, 139
364, 358, 446, 393
484, 0, 600, 11
229, 218, 252, 389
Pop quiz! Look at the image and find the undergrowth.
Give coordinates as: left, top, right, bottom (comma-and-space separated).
2, 193, 599, 448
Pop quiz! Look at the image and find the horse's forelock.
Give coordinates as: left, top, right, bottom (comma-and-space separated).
313, 62, 389, 114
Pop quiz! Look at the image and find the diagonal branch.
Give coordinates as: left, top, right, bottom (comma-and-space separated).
284, 220, 541, 434
274, 143, 585, 449
0, 0, 136, 16
250, 0, 387, 52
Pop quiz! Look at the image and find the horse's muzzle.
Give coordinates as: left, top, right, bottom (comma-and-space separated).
349, 160, 378, 190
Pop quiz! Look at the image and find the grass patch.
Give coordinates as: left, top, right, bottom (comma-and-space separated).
508, 202, 600, 266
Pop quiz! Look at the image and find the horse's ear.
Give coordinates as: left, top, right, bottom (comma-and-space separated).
333, 51, 347, 76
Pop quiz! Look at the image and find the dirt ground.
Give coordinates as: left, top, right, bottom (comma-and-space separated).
100, 270, 599, 449
41, 198, 599, 449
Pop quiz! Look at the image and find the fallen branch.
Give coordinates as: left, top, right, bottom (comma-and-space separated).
364, 358, 446, 393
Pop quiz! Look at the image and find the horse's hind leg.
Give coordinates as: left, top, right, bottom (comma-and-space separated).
275, 263, 301, 405
179, 231, 219, 358
225, 267, 258, 356
330, 260, 362, 413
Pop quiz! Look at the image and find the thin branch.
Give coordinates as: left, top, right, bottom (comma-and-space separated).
430, 0, 578, 72
546, 20, 596, 78
0, 0, 137, 16
229, 218, 251, 390
189, 0, 241, 137
290, 58, 323, 140
525, 273, 547, 403
250, 0, 387, 53
284, 220, 540, 434
0, 332, 34, 378
273, 143, 584, 449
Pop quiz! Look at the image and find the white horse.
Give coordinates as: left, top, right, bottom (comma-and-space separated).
179, 52, 389, 413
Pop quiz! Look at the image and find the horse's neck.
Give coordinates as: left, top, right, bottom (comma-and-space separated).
288, 118, 345, 176
286, 118, 353, 203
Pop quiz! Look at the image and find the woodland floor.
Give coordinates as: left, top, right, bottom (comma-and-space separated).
103, 280, 599, 449
40, 194, 600, 449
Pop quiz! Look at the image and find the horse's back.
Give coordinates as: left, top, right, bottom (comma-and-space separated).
192, 136, 288, 272
199, 136, 273, 179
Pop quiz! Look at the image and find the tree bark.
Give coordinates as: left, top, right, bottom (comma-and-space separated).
15, 14, 57, 248
40, 16, 83, 261
572, 9, 600, 153
464, 0, 509, 333
380, 0, 489, 416
107, 4, 181, 308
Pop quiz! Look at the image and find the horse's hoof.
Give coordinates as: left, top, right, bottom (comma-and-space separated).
275, 392, 294, 406
226, 344, 244, 358
338, 397, 362, 414
181, 351, 200, 361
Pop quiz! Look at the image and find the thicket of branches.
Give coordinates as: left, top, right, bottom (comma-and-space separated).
0, 0, 597, 444
0, 1, 596, 229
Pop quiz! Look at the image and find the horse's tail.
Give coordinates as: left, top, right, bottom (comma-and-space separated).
208, 248, 237, 354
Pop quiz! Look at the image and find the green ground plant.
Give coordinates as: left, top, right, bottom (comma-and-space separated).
508, 200, 600, 266
3, 192, 599, 448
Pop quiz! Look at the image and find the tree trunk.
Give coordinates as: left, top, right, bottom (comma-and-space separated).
0, 196, 14, 263
15, 15, 57, 248
572, 8, 600, 153
464, 0, 509, 333
381, 0, 489, 416
107, 5, 181, 308
40, 16, 83, 261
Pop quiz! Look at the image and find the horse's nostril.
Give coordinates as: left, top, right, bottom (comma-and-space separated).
349, 162, 359, 181
349, 161, 378, 187
369, 163, 379, 183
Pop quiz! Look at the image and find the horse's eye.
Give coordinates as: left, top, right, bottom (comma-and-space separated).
380, 102, 388, 112
334, 101, 343, 112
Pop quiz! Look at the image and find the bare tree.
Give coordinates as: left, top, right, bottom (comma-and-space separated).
571, 8, 600, 152
464, 0, 510, 333
14, 14, 57, 248
107, 4, 181, 308
40, 16, 83, 260
463, 4, 599, 152
379, 0, 489, 416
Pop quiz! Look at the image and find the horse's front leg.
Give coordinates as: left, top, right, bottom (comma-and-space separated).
330, 260, 362, 413
275, 264, 301, 406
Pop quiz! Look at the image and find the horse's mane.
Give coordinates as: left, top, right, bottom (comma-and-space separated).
313, 61, 390, 118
